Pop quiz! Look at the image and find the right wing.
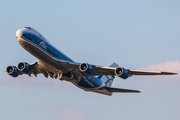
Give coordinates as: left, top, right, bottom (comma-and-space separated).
58, 61, 177, 78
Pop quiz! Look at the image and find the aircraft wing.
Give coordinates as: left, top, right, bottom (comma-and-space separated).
127, 70, 176, 75
58, 61, 177, 78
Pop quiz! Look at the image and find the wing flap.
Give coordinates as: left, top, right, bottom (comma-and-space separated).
105, 87, 140, 93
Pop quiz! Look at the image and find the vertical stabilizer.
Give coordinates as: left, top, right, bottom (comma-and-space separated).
97, 62, 119, 87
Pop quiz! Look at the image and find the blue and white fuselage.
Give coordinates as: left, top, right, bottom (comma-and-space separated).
6, 27, 175, 95
16, 27, 112, 95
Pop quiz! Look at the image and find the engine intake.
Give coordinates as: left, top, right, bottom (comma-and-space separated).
115, 67, 129, 79
6, 65, 20, 77
79, 62, 94, 75
17, 62, 31, 74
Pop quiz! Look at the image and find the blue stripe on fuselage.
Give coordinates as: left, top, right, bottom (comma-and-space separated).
76, 76, 102, 89
21, 33, 74, 62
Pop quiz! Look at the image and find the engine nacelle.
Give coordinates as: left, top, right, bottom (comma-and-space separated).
79, 62, 94, 75
6, 65, 20, 77
115, 67, 129, 79
17, 62, 31, 74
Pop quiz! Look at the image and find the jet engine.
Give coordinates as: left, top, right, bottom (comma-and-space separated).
115, 67, 129, 79
6, 65, 20, 77
17, 62, 31, 74
79, 62, 94, 75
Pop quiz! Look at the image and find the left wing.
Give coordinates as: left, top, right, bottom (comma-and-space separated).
58, 61, 177, 79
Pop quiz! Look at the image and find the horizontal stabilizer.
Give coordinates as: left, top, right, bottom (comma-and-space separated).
105, 87, 140, 93
128, 70, 177, 75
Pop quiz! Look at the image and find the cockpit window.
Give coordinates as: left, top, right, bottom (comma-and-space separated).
24, 27, 31, 30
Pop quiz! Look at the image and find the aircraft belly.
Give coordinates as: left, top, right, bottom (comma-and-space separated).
19, 41, 69, 73
25, 42, 51, 62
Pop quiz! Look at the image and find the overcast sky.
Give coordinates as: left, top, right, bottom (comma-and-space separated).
1, 0, 180, 120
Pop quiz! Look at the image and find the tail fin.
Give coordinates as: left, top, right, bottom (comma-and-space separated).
97, 62, 119, 87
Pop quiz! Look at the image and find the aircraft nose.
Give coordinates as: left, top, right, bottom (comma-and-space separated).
16, 29, 24, 38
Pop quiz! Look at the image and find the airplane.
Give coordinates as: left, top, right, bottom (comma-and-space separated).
5, 26, 177, 96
